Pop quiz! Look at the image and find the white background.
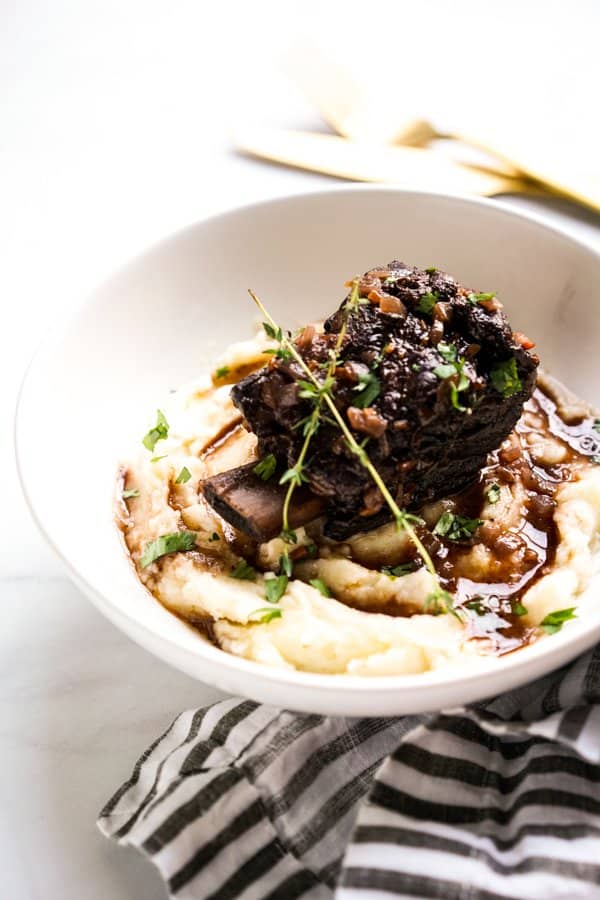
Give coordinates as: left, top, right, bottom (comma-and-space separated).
2, 1, 600, 897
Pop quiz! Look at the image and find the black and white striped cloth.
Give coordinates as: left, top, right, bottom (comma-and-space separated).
99, 645, 600, 899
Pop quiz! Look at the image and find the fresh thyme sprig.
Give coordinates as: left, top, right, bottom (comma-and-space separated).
271, 280, 362, 571
248, 288, 451, 611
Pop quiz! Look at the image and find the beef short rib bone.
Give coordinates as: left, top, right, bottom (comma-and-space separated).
203, 463, 327, 543
203, 262, 538, 541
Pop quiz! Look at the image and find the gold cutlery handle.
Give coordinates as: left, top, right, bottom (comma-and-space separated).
234, 127, 538, 198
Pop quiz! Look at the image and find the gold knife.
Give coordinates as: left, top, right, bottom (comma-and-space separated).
457, 129, 600, 215
280, 42, 522, 180
234, 127, 539, 198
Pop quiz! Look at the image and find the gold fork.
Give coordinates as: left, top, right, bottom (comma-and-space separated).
280, 41, 522, 179
234, 126, 543, 198
278, 42, 600, 213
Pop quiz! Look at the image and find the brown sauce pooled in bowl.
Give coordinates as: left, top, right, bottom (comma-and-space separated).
335, 385, 599, 655
153, 380, 598, 658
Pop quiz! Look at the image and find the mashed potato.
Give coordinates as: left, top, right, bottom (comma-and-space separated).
118, 334, 600, 676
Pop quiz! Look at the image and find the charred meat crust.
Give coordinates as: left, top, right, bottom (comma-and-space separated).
228, 261, 538, 540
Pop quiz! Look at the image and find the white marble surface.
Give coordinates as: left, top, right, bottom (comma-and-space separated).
2, 2, 600, 898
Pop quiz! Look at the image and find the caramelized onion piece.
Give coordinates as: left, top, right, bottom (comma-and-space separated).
479, 296, 503, 312
379, 293, 407, 316
429, 319, 444, 345
357, 275, 381, 296
433, 301, 451, 322
296, 324, 315, 350
347, 406, 388, 438
513, 331, 536, 351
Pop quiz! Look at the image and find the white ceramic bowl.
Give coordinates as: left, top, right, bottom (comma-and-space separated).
16, 186, 600, 716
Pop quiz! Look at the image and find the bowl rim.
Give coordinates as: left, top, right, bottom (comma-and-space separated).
15, 183, 600, 698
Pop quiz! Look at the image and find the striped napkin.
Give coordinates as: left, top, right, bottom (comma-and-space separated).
99, 645, 600, 899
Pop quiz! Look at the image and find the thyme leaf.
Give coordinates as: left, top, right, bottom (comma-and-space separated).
309, 578, 332, 597
425, 587, 459, 618
279, 553, 293, 576
230, 560, 256, 581
265, 574, 288, 604
249, 607, 282, 624
253, 453, 277, 481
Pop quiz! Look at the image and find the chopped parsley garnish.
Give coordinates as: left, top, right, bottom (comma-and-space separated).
353, 371, 381, 408
486, 483, 501, 504
230, 560, 257, 580
411, 363, 421, 373
254, 453, 277, 481
465, 597, 486, 615
122, 488, 140, 500
142, 409, 169, 452
249, 607, 283, 624
175, 466, 192, 484
416, 291, 438, 315
150, 454, 168, 463
433, 511, 483, 541
513, 601, 528, 616
438, 341, 458, 362
208, 532, 220, 542
593, 420, 600, 434
309, 578, 332, 597
433, 363, 456, 380
265, 574, 288, 604
425, 266, 437, 274
490, 358, 522, 398
214, 365, 230, 379
382, 562, 416, 578
467, 291, 496, 305
433, 343, 470, 412
140, 531, 197, 568
540, 607, 577, 634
